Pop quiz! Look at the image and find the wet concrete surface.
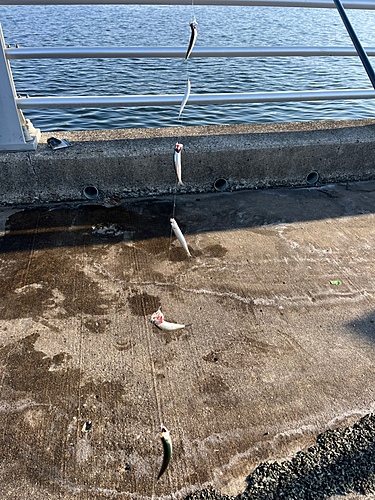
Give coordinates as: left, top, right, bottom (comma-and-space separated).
1, 181, 375, 499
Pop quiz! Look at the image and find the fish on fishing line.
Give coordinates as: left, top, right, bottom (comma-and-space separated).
151, 307, 185, 331
184, 18, 197, 62
174, 143, 183, 185
170, 217, 191, 257
157, 424, 172, 480
178, 79, 191, 119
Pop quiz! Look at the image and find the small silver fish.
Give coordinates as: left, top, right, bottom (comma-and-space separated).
178, 79, 191, 119
174, 143, 183, 185
151, 307, 185, 331
157, 424, 172, 480
170, 217, 191, 256
184, 19, 197, 62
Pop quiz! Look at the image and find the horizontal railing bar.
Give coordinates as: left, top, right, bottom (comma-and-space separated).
16, 89, 375, 109
6, 46, 375, 60
2, 0, 375, 8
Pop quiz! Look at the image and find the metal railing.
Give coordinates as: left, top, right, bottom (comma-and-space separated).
2, 0, 375, 7
1, 0, 375, 151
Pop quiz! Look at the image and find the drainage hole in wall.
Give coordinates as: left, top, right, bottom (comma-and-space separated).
305, 171, 319, 185
214, 178, 228, 191
83, 185, 99, 199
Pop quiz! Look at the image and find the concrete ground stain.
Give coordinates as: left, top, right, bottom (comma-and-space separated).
127, 289, 161, 317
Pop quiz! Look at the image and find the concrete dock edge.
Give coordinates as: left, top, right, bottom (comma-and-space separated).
1, 119, 375, 204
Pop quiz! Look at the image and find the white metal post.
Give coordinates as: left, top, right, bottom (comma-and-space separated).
0, 24, 40, 152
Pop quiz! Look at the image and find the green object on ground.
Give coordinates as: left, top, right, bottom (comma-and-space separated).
330, 280, 341, 285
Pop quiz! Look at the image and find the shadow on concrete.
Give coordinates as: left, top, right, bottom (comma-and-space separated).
346, 311, 375, 347
2, 180, 375, 253
0, 203, 168, 254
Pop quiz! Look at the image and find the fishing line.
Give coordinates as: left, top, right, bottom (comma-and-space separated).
169, 6, 197, 255
191, 0, 197, 24
168, 178, 179, 258
172, 179, 178, 220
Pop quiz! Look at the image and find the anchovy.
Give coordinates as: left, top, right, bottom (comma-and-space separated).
174, 143, 183, 185
170, 218, 191, 256
184, 20, 197, 62
178, 79, 191, 119
151, 307, 185, 331
157, 424, 172, 480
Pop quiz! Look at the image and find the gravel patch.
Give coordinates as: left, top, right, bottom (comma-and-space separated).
185, 414, 375, 500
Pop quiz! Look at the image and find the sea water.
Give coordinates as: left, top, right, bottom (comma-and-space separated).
1, 4, 375, 131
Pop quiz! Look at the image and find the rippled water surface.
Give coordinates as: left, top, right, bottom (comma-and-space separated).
1, 4, 375, 131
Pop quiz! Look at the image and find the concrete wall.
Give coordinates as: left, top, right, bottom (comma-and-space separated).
1, 119, 375, 204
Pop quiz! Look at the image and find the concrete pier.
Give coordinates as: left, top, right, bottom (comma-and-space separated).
1, 180, 375, 498
1, 118, 375, 204
1, 120, 375, 499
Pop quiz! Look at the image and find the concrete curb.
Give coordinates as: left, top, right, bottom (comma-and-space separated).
1, 119, 375, 204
